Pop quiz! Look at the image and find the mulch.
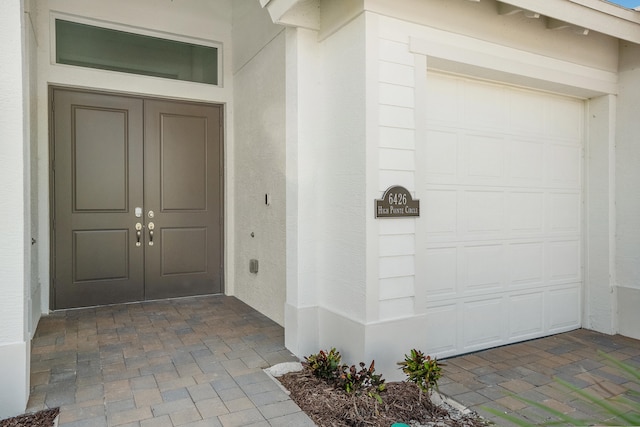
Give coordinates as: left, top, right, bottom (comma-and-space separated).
0, 408, 59, 427
278, 370, 486, 427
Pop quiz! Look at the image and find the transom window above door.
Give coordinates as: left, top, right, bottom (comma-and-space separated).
55, 19, 220, 85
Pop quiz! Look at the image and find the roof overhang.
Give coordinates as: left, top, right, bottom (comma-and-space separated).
499, 0, 640, 44
259, 0, 320, 30
259, 0, 640, 44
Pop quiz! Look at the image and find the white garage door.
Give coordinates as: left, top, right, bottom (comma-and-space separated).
422, 72, 583, 358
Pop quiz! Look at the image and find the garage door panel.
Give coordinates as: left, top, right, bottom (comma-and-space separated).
548, 240, 581, 283
508, 90, 546, 134
424, 246, 458, 297
463, 82, 506, 131
464, 191, 505, 235
463, 298, 505, 350
425, 304, 459, 356
544, 98, 583, 140
509, 292, 544, 340
425, 129, 458, 182
508, 192, 544, 234
420, 72, 583, 357
424, 189, 458, 235
508, 242, 544, 287
508, 139, 544, 185
546, 144, 581, 188
464, 134, 505, 184
463, 244, 504, 294
547, 286, 581, 332
426, 73, 460, 123
548, 192, 581, 233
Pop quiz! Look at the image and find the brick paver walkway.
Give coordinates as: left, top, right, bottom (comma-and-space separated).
27, 295, 315, 427
26, 297, 640, 426
440, 329, 640, 426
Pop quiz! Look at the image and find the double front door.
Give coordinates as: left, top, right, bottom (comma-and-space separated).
52, 89, 223, 309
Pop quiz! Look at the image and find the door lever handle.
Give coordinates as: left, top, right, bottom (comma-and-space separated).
148, 222, 154, 246
135, 223, 142, 247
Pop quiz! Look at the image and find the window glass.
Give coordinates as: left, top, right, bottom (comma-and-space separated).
56, 19, 218, 85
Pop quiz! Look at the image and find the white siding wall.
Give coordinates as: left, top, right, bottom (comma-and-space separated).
377, 37, 418, 320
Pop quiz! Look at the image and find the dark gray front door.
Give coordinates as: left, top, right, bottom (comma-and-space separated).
52, 89, 223, 309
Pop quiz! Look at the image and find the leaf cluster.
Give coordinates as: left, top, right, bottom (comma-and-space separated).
303, 349, 386, 402
336, 361, 387, 403
302, 347, 343, 380
397, 349, 443, 393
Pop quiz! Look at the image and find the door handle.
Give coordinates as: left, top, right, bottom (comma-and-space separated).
135, 223, 142, 247
148, 222, 154, 246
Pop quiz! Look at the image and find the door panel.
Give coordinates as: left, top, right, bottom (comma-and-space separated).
144, 100, 223, 299
53, 90, 223, 309
73, 108, 129, 211
73, 230, 129, 282
160, 115, 208, 210
53, 90, 144, 308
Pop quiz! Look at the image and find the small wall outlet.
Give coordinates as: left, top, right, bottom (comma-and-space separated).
249, 259, 259, 274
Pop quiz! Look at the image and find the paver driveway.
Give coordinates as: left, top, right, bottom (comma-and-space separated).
440, 329, 640, 426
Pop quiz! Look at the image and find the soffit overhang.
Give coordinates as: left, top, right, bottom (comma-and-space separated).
260, 0, 640, 44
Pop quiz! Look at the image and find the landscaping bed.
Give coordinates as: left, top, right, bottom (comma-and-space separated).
277, 367, 487, 427
0, 408, 58, 427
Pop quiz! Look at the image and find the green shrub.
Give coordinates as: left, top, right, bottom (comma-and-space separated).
397, 349, 442, 393
336, 361, 386, 403
303, 348, 386, 403
302, 348, 342, 380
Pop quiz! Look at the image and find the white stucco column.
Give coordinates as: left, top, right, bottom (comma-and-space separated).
616, 41, 640, 340
0, 0, 30, 418
284, 26, 321, 357
584, 95, 617, 334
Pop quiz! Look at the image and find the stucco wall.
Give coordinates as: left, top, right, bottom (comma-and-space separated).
26, 0, 41, 339
584, 94, 616, 335
283, 26, 323, 356
233, 24, 287, 325
0, 0, 30, 418
317, 14, 368, 323
616, 41, 640, 340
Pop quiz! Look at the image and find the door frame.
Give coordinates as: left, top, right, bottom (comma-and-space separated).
48, 85, 226, 309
